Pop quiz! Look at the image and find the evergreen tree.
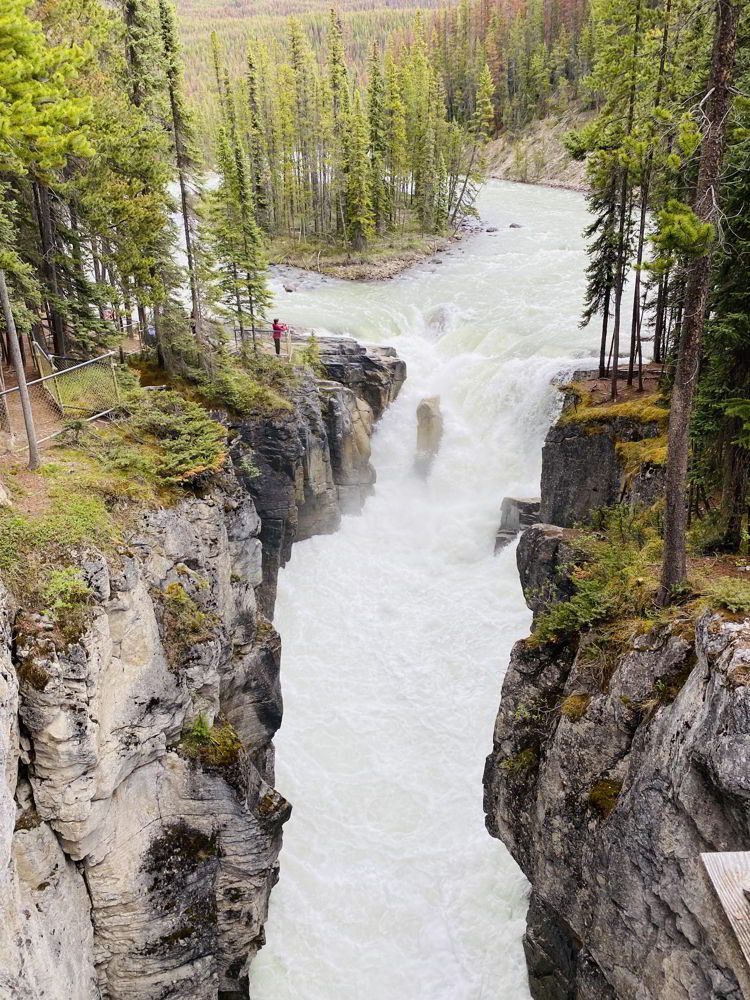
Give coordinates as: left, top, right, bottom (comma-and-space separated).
159, 0, 202, 337
658, 0, 740, 602
246, 46, 271, 230
368, 43, 388, 233
345, 92, 374, 251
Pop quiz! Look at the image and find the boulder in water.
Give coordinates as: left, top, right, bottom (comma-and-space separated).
509, 223, 523, 229
486, 227, 498, 233
415, 396, 444, 477
494, 497, 541, 552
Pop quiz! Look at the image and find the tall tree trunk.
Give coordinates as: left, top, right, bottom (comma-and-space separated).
658, 0, 739, 604
91, 238, 107, 322
720, 433, 749, 551
137, 303, 148, 345
0, 270, 40, 470
33, 181, 66, 356
231, 262, 245, 344
123, 282, 134, 342
599, 285, 611, 379
610, 168, 631, 401
653, 272, 667, 364
247, 281, 258, 355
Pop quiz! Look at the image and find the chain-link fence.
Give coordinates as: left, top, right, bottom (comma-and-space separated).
0, 347, 120, 454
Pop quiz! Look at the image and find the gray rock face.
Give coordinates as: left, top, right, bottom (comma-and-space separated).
1, 473, 289, 1000
540, 416, 662, 528
515, 524, 579, 619
484, 542, 750, 1000
495, 497, 541, 551
321, 381, 376, 514
317, 336, 406, 421
233, 340, 405, 616
0, 336, 405, 1000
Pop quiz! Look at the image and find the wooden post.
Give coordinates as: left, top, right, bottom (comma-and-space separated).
0, 269, 40, 470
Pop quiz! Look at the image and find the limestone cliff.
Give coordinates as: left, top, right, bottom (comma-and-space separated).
484, 398, 750, 1000
0, 338, 404, 1000
232, 338, 405, 615
540, 384, 666, 528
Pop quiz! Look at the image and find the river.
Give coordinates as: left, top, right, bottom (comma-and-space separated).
248, 180, 617, 1000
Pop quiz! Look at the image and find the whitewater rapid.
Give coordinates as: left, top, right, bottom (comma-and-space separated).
249, 181, 622, 1000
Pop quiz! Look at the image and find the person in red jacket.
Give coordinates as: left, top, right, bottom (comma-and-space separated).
271, 318, 288, 356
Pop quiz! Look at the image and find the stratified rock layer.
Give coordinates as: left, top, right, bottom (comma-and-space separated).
2, 476, 287, 1000
540, 415, 662, 527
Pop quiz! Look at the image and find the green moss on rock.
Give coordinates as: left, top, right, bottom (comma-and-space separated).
153, 583, 220, 670
588, 779, 622, 818
499, 747, 539, 774
561, 694, 591, 721
178, 715, 243, 770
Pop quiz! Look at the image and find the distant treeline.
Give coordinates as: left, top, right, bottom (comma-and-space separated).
178, 0, 595, 157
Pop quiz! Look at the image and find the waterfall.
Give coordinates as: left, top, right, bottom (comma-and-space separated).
250, 181, 622, 999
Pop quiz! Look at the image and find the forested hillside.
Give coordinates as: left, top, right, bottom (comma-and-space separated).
176, 0, 593, 157
1, 0, 750, 603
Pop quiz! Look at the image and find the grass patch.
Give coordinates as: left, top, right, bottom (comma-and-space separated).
16, 658, 50, 692
529, 505, 679, 653
588, 779, 622, 818
561, 694, 591, 721
178, 714, 243, 769
39, 567, 94, 644
560, 386, 669, 429
703, 578, 750, 614
532, 579, 616, 647
153, 583, 220, 671
499, 747, 539, 774
199, 351, 294, 415
576, 633, 623, 691
0, 374, 231, 625
255, 614, 274, 642
616, 434, 668, 478
0, 491, 113, 628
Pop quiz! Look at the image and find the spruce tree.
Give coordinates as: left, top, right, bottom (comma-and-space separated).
158, 0, 202, 338
658, 0, 741, 602
345, 92, 374, 252
368, 44, 388, 234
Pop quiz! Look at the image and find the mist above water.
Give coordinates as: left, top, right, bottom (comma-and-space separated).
249, 181, 615, 1000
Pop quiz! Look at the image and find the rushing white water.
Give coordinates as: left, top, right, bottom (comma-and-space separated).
249, 181, 623, 1000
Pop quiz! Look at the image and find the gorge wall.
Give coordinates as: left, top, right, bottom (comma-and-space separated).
0, 338, 404, 1000
484, 387, 750, 1000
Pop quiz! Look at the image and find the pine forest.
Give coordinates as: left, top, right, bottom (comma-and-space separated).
1, 0, 750, 600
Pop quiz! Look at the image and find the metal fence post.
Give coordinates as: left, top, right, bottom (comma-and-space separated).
111, 354, 121, 403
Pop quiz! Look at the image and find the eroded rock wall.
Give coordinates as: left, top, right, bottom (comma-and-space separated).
484, 399, 750, 1000
0, 336, 405, 1000
485, 592, 750, 1000
2, 475, 288, 1000
540, 414, 662, 528
232, 341, 405, 616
